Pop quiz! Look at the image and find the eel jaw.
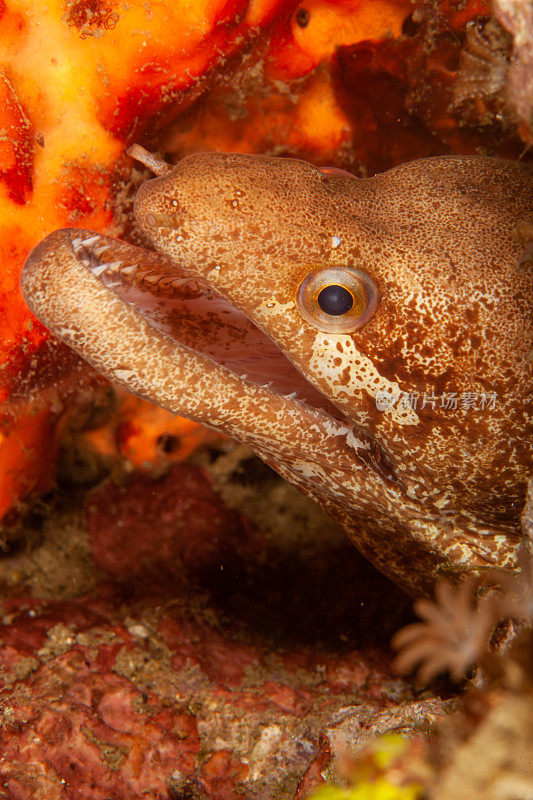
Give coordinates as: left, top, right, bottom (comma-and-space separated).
20, 227, 359, 430
68, 230, 400, 486
69, 230, 345, 421
21, 227, 400, 492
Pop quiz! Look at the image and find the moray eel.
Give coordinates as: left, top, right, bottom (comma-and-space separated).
21, 148, 533, 595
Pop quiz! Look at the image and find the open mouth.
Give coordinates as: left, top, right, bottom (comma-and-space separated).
70, 230, 346, 422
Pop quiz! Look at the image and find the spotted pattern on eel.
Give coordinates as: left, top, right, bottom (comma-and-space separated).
21, 150, 533, 595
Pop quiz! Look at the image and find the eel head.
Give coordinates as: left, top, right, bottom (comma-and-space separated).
21, 148, 533, 594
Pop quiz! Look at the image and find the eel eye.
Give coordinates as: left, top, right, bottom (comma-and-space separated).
296, 267, 379, 333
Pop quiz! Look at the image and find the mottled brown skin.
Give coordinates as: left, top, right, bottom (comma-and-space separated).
21, 153, 533, 595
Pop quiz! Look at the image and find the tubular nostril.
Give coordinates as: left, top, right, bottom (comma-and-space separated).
127, 144, 172, 177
